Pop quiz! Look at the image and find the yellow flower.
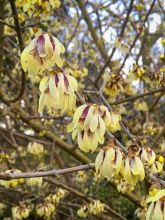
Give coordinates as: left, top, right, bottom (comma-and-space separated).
95, 145, 122, 179
89, 200, 105, 215
67, 104, 111, 152
160, 141, 165, 151
134, 100, 148, 112
0, 169, 24, 188
135, 3, 144, 11
121, 156, 145, 186
158, 156, 164, 163
21, 31, 65, 77
150, 160, 164, 173
140, 147, 156, 166
27, 142, 44, 156
77, 206, 89, 218
116, 179, 134, 193
26, 177, 43, 187
38, 72, 77, 113
107, 112, 121, 132
160, 54, 165, 62
46, 189, 67, 206
146, 189, 165, 220
12, 204, 30, 220
161, 38, 165, 46
130, 64, 145, 80
36, 202, 55, 218
76, 171, 88, 183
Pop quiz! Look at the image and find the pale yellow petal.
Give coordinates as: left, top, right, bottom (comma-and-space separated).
114, 149, 122, 174
90, 114, 99, 132
83, 106, 94, 130
67, 122, 76, 132
146, 202, 154, 220
73, 104, 87, 124
147, 190, 165, 203
38, 93, 46, 113
71, 128, 79, 140
123, 158, 132, 184
44, 33, 54, 57
95, 150, 104, 173
153, 201, 163, 220
98, 115, 106, 137
39, 76, 48, 92
102, 149, 113, 178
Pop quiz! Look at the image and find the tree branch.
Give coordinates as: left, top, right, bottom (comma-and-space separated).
0, 163, 94, 180
0, 0, 25, 103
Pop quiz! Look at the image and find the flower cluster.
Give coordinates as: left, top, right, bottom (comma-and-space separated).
146, 188, 165, 220
95, 143, 122, 179
140, 147, 156, 166
103, 72, 135, 99
46, 188, 67, 205
0, 169, 24, 188
27, 142, 44, 156
75, 171, 88, 183
36, 188, 67, 219
21, 30, 78, 115
26, 177, 43, 188
16, 0, 61, 16
12, 204, 31, 220
21, 30, 65, 77
95, 144, 147, 186
67, 104, 121, 152
77, 200, 105, 218
38, 71, 77, 113
121, 154, 145, 186
36, 201, 55, 219
129, 64, 164, 87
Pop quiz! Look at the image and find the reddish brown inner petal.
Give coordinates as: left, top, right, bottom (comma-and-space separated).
30, 47, 38, 56
49, 35, 55, 51
79, 106, 90, 122
55, 74, 59, 87
64, 74, 69, 91
37, 35, 46, 57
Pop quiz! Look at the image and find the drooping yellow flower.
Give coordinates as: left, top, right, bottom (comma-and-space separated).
95, 145, 122, 179
75, 171, 88, 183
77, 206, 89, 218
107, 112, 121, 132
161, 38, 165, 46
129, 64, 145, 80
67, 104, 112, 152
134, 100, 148, 112
140, 147, 156, 166
36, 202, 55, 218
12, 204, 31, 220
21, 32, 65, 77
89, 200, 105, 215
46, 188, 67, 205
38, 72, 77, 113
0, 203, 6, 217
17, 0, 61, 16
26, 177, 43, 188
121, 156, 145, 186
160, 54, 165, 62
77, 200, 105, 218
116, 179, 134, 193
150, 160, 164, 173
27, 142, 44, 156
146, 189, 165, 220
0, 169, 24, 188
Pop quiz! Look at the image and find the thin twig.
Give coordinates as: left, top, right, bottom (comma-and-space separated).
0, 163, 94, 180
